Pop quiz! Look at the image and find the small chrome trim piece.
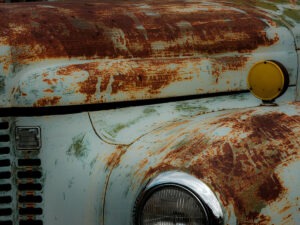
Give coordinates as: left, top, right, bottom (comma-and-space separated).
134, 171, 224, 225
15, 127, 41, 150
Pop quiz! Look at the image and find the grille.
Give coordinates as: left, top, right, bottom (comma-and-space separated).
0, 121, 13, 225
16, 128, 43, 225
0, 121, 44, 225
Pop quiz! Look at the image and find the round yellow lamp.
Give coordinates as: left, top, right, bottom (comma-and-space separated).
247, 60, 289, 101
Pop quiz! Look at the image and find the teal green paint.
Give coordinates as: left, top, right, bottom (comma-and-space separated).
104, 107, 157, 138
68, 177, 74, 189
67, 134, 88, 159
143, 107, 157, 114
172, 139, 189, 150
0, 77, 5, 94
255, 1, 278, 11
266, 0, 289, 4
283, 8, 300, 23
175, 102, 208, 113
90, 156, 97, 169
273, 18, 287, 27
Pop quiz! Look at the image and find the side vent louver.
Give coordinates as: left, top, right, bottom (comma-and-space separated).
16, 127, 43, 225
0, 121, 12, 225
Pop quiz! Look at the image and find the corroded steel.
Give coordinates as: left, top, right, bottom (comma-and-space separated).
0, 0, 299, 107
1, 95, 299, 225
105, 102, 300, 224
0, 1, 281, 61
89, 87, 297, 145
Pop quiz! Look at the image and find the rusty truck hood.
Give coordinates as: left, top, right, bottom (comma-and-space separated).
0, 0, 298, 107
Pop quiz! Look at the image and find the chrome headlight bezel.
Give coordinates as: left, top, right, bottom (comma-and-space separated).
133, 171, 224, 225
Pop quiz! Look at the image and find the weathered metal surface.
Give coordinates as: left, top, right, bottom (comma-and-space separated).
90, 86, 297, 145
1, 95, 299, 225
2, 113, 127, 225
0, 0, 298, 107
105, 102, 300, 225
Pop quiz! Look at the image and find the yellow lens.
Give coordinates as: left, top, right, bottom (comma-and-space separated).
247, 61, 286, 101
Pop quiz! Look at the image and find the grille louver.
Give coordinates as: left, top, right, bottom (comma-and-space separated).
0, 121, 12, 225
16, 127, 43, 225
1, 121, 44, 225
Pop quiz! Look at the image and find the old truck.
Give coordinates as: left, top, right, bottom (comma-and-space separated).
0, 0, 299, 224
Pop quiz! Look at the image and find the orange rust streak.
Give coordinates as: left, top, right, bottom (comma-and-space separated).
43, 79, 53, 85
33, 96, 62, 107
43, 89, 54, 93
211, 56, 249, 82
104, 145, 127, 169
10, 87, 15, 95
291, 0, 296, 6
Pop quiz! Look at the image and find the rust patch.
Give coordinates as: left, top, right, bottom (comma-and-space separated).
56, 59, 194, 101
291, 0, 296, 7
135, 158, 149, 176
79, 76, 99, 102
10, 87, 15, 95
110, 63, 182, 95
104, 145, 127, 169
211, 56, 249, 83
42, 78, 58, 85
138, 108, 300, 223
104, 152, 119, 169
257, 173, 283, 201
33, 96, 62, 107
0, 1, 279, 67
43, 89, 54, 93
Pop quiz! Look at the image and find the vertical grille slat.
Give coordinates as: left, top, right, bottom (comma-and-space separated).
0, 172, 11, 179
17, 171, 42, 179
0, 120, 13, 225
0, 221, 13, 225
18, 184, 42, 191
18, 160, 41, 167
19, 196, 42, 203
0, 208, 12, 216
0, 135, 10, 142
15, 126, 43, 225
19, 208, 43, 215
0, 147, 10, 155
0, 160, 10, 167
0, 196, 12, 204
0, 122, 9, 130
0, 122, 44, 225
0, 184, 11, 191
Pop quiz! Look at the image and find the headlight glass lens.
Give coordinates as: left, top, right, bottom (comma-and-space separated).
140, 186, 208, 225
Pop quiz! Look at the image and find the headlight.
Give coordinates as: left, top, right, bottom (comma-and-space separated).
136, 184, 208, 225
134, 171, 223, 225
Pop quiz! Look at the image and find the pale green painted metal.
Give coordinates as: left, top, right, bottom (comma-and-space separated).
90, 87, 297, 145
0, 1, 299, 225
0, 0, 299, 107
104, 102, 300, 225
1, 94, 297, 225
